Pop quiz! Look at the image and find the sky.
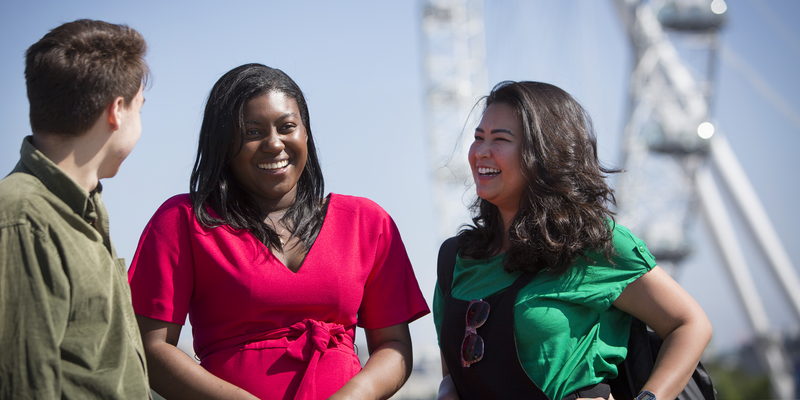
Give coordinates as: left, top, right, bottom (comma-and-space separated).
2, 0, 799, 361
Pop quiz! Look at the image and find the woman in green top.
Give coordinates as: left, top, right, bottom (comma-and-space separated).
433, 81, 712, 400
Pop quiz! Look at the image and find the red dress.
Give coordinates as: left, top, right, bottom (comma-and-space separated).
127, 193, 429, 400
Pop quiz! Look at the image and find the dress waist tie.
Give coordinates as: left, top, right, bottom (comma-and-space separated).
283, 319, 350, 400
196, 319, 353, 400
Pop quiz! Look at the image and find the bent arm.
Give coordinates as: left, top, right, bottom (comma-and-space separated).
329, 322, 413, 400
613, 266, 713, 400
136, 315, 258, 400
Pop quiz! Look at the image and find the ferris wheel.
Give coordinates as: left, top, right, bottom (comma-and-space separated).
613, 0, 798, 397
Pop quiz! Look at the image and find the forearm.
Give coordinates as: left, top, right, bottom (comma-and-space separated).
329, 339, 412, 400
145, 341, 258, 400
437, 355, 460, 400
640, 317, 713, 400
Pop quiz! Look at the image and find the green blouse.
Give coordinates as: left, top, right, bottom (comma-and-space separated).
433, 223, 657, 400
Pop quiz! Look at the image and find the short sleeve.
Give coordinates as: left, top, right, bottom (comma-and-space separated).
128, 195, 196, 324
611, 223, 657, 270
588, 223, 658, 311
357, 214, 430, 329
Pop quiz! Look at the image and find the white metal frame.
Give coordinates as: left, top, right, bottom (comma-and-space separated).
421, 0, 489, 239
614, 0, 798, 397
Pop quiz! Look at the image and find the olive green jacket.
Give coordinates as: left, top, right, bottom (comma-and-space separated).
0, 137, 150, 399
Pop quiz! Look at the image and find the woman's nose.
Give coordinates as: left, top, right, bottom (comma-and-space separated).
261, 132, 284, 153
474, 141, 491, 158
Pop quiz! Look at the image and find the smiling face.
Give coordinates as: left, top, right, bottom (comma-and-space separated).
229, 91, 308, 213
469, 102, 528, 217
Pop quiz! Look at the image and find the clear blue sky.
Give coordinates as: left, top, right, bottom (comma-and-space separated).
2, 0, 798, 356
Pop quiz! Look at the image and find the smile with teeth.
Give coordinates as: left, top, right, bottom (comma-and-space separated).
258, 159, 289, 170
478, 167, 501, 175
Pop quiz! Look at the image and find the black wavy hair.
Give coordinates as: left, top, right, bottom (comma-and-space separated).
189, 63, 325, 249
458, 81, 621, 274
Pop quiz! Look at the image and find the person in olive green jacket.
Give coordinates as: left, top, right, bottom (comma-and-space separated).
0, 19, 152, 399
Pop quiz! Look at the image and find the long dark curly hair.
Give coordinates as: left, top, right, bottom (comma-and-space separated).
458, 81, 621, 275
189, 63, 325, 250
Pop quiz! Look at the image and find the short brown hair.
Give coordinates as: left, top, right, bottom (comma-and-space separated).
25, 19, 149, 136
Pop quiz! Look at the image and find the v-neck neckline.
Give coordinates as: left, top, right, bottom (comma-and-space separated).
266, 194, 332, 274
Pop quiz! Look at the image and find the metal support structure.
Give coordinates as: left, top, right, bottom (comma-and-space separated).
613, 0, 714, 266
710, 135, 800, 319
614, 0, 799, 397
695, 166, 769, 333
696, 161, 795, 399
421, 0, 488, 240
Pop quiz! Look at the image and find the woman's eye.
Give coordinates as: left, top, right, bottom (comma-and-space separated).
474, 135, 484, 141
245, 129, 260, 136
280, 124, 296, 133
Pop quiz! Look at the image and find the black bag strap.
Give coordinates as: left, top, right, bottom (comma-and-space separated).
437, 236, 459, 297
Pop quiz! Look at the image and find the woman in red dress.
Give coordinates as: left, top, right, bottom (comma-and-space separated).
128, 63, 430, 400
